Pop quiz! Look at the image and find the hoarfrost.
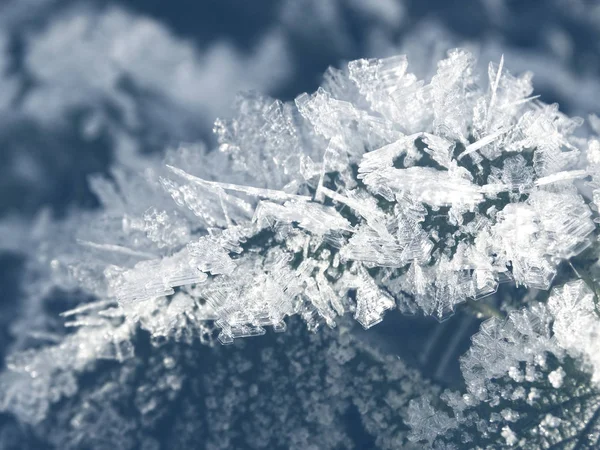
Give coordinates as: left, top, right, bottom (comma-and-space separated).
2, 49, 600, 442
408, 281, 600, 449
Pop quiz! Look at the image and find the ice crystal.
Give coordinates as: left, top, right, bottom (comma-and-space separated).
145, 49, 596, 339
408, 280, 600, 449
2, 48, 600, 441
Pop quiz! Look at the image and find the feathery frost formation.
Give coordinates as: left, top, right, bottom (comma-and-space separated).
110, 49, 593, 340
407, 280, 600, 449
1, 317, 436, 449
2, 48, 600, 447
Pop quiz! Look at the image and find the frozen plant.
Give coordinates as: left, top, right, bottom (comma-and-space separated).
1, 48, 600, 448
1, 316, 437, 449
107, 49, 594, 340
407, 280, 600, 449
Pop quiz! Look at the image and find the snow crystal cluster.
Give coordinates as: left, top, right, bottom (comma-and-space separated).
3, 48, 600, 448
407, 280, 600, 449
106, 49, 595, 343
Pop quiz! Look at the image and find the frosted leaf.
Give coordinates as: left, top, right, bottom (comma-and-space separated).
43, 317, 431, 450
409, 282, 600, 448
81, 43, 597, 338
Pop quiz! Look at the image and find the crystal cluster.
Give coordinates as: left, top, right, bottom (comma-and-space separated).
105, 49, 594, 344
2, 49, 600, 437
408, 281, 600, 449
